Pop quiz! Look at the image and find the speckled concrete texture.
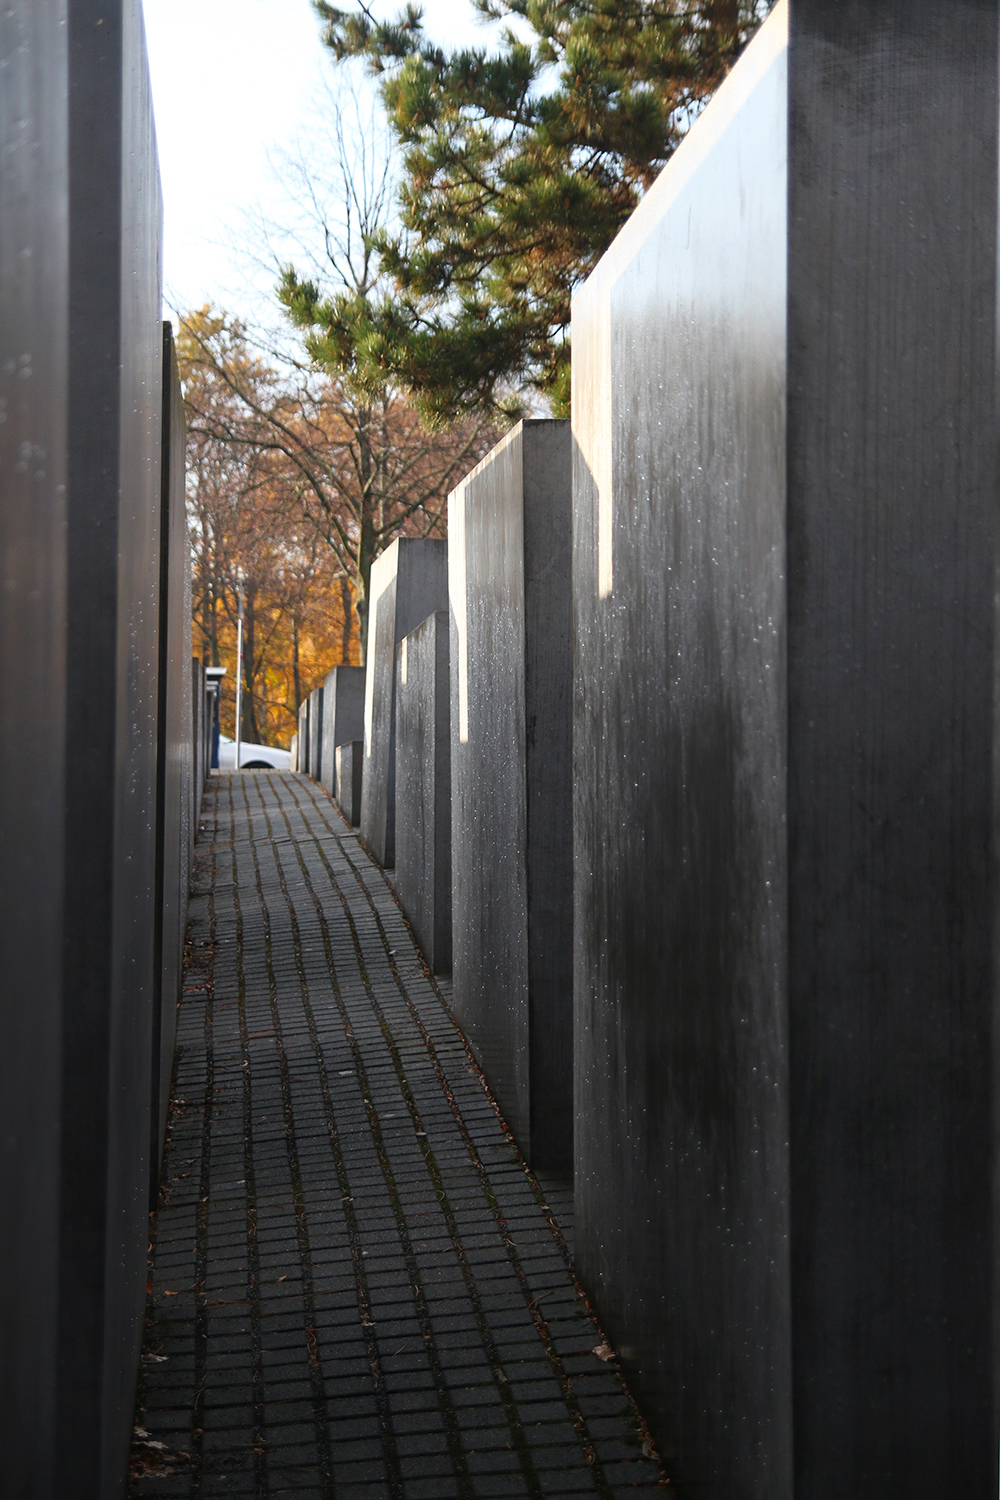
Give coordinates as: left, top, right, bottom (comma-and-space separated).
395, 610, 452, 974
448, 421, 573, 1173
361, 539, 448, 868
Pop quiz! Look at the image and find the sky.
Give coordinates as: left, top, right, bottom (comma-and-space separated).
142, 0, 509, 323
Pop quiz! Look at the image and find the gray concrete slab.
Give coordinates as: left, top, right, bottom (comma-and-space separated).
192, 659, 206, 813
63, 7, 165, 1488
336, 742, 363, 826
361, 539, 448, 867
320, 665, 365, 798
573, 18, 789, 1486
572, 2, 999, 1492
0, 3, 68, 1489
395, 611, 452, 973
449, 420, 572, 1173
0, 1, 169, 1490
132, 772, 667, 1498
297, 699, 309, 776
786, 4, 997, 1492
152, 325, 194, 1183
307, 684, 324, 784
0, 13, 189, 1493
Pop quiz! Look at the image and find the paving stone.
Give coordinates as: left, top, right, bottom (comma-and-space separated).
129, 772, 668, 1497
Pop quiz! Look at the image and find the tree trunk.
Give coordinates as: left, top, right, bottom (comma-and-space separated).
705, 0, 741, 66
209, 578, 221, 666
292, 615, 302, 712
340, 576, 353, 664
195, 580, 211, 661
355, 405, 377, 667
355, 523, 375, 667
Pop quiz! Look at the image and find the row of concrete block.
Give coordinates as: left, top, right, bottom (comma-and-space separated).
0, 0, 196, 1475
294, 2, 1000, 1490
293, 429, 573, 1176
352, 434, 573, 1174
291, 667, 366, 823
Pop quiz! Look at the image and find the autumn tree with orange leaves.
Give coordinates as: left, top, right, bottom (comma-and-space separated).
181, 308, 494, 662
180, 84, 497, 669
183, 330, 358, 748
178, 83, 498, 748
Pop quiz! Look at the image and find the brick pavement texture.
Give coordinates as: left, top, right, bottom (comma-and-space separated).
130, 772, 667, 1499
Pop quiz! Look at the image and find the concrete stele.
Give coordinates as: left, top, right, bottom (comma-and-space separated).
336, 742, 363, 827
571, 0, 999, 1491
0, 0, 171, 1488
395, 610, 452, 973
308, 683, 324, 784
449, 419, 573, 1171
320, 665, 365, 798
360, 538, 448, 867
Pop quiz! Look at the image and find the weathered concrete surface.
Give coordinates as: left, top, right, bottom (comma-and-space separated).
151, 325, 193, 1181
0, 1, 168, 1492
449, 420, 573, 1172
395, 611, 452, 972
0, 3, 68, 1490
572, 16, 790, 1488
320, 664, 365, 798
572, 2, 999, 1494
361, 538, 448, 867
0, 6, 178, 1492
785, 4, 998, 1494
131, 772, 668, 1498
298, 699, 310, 776
62, 8, 165, 1491
308, 683, 324, 785
336, 741, 363, 826
192, 659, 206, 815
208, 672, 223, 769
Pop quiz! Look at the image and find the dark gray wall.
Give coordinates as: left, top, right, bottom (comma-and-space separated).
572, 10, 791, 1492
320, 664, 365, 796
201, 669, 213, 791
208, 675, 222, 768
361, 538, 448, 866
152, 325, 193, 1179
61, 4, 165, 1492
1, 1, 167, 1493
450, 420, 573, 1170
523, 426, 574, 1169
308, 684, 324, 783
572, 2, 999, 1495
0, 1, 68, 1491
786, 4, 997, 1493
298, 698, 310, 775
192, 658, 206, 814
336, 742, 364, 826
395, 612, 452, 972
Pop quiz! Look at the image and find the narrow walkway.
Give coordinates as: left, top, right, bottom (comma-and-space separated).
131, 772, 666, 1498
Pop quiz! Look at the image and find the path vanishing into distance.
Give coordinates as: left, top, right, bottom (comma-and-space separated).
130, 771, 667, 1498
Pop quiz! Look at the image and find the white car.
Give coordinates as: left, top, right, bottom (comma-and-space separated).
217, 734, 291, 772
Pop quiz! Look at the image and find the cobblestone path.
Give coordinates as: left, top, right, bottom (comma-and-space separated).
130, 771, 666, 1499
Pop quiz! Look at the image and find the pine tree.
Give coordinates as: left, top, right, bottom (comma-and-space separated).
300, 0, 774, 419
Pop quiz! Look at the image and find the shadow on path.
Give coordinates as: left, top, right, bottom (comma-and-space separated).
130, 771, 666, 1499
